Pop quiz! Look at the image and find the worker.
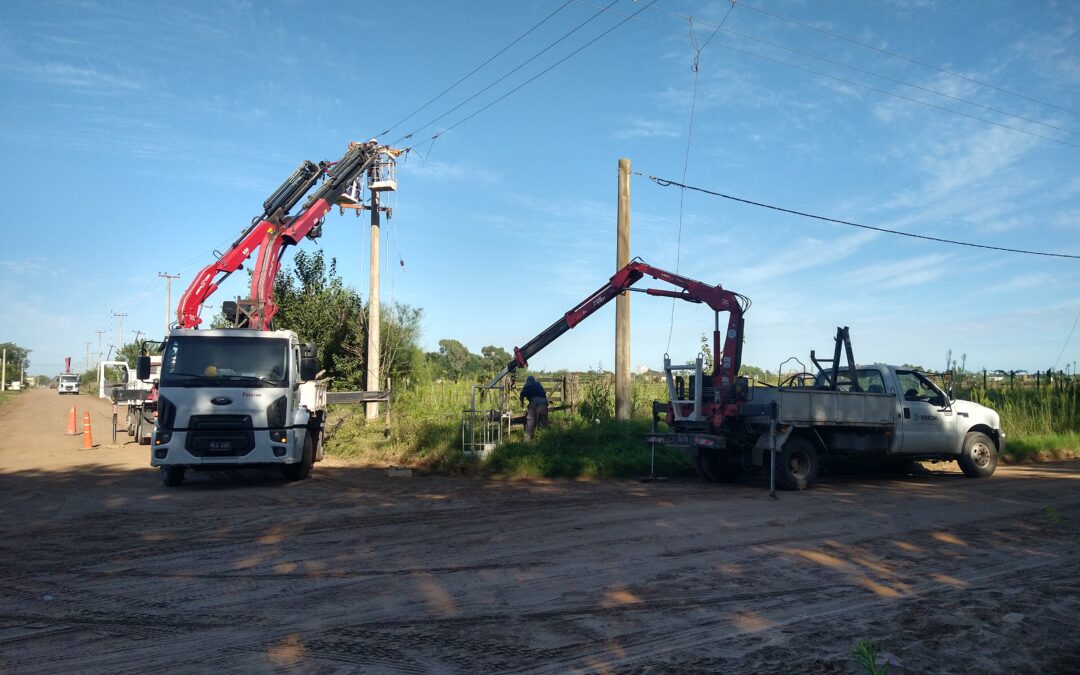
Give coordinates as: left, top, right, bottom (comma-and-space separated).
519, 375, 549, 442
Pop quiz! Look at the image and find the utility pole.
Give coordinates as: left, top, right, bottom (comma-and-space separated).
158, 272, 179, 335
112, 311, 127, 350
95, 330, 105, 366
366, 187, 382, 420
2, 348, 6, 392
85, 341, 92, 374
615, 158, 632, 421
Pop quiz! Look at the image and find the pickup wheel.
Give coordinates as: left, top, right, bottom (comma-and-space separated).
283, 432, 314, 481
958, 432, 997, 478
776, 436, 819, 491
161, 466, 185, 487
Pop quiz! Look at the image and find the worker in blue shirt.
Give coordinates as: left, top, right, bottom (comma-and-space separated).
519, 375, 549, 442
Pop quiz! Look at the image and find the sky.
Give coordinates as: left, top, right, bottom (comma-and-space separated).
1, 0, 1078, 379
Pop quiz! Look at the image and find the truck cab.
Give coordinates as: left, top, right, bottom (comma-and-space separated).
58, 374, 80, 394
809, 364, 1004, 473
147, 328, 324, 486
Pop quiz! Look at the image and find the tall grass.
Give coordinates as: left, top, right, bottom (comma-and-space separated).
961, 382, 1080, 461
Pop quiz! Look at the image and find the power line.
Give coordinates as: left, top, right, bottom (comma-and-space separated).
407, 0, 659, 153
395, 0, 621, 146
572, 0, 1080, 149
735, 1, 1080, 119
1054, 308, 1080, 370
636, 171, 1080, 260
379, 1, 575, 139
669, 3, 737, 354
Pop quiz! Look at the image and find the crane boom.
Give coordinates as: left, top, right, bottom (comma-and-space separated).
175, 141, 382, 330
488, 259, 747, 398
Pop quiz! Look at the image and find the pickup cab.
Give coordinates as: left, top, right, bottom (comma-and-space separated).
142, 328, 326, 487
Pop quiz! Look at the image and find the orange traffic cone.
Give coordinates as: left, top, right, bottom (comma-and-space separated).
82, 411, 94, 449
66, 405, 78, 435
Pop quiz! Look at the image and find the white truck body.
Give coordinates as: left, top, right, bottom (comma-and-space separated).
741, 364, 1004, 462
99, 358, 162, 443
150, 328, 325, 486
58, 374, 80, 394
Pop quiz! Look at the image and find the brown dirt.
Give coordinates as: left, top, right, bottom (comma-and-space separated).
2, 388, 1078, 673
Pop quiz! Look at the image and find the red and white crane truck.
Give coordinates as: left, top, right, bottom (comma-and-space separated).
493, 260, 1004, 490
139, 140, 391, 486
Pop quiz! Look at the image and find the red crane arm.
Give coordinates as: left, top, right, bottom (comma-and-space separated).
489, 259, 748, 389
174, 141, 381, 329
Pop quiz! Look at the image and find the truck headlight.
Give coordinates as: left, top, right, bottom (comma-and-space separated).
155, 431, 172, 446
269, 429, 288, 443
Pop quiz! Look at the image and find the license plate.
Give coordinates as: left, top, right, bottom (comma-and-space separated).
208, 440, 231, 451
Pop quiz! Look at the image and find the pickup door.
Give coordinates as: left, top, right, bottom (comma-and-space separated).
895, 369, 958, 455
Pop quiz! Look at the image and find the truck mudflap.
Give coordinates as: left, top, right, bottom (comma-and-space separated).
645, 432, 727, 449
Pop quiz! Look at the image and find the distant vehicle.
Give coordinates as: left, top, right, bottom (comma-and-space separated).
48, 383, 57, 389
58, 374, 80, 395
9, 381, 21, 391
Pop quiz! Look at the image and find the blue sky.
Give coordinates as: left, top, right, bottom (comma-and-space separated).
1, 0, 1078, 378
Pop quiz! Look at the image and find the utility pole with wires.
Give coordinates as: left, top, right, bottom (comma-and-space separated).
112, 311, 127, 350
85, 341, 92, 374
95, 330, 105, 366
615, 158, 632, 421
337, 148, 401, 419
158, 272, 180, 336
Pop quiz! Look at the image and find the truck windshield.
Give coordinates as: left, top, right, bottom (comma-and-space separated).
160, 336, 289, 388
60, 375, 78, 383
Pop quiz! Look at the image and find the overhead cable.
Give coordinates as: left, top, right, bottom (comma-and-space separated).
395, 0, 623, 146
637, 171, 1080, 260
409, 0, 659, 152
379, 1, 575, 138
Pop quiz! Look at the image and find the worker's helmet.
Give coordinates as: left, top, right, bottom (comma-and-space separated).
204, 365, 218, 378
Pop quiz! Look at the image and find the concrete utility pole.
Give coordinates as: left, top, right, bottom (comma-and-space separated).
95, 330, 105, 366
112, 311, 127, 350
158, 272, 180, 335
85, 341, 92, 374
2, 348, 6, 392
615, 158, 632, 421
366, 188, 381, 420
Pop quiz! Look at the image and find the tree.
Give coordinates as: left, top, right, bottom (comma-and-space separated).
481, 345, 511, 376
0, 342, 31, 382
115, 340, 160, 369
435, 339, 472, 381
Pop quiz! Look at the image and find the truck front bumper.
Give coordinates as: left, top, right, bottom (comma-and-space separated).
150, 429, 304, 467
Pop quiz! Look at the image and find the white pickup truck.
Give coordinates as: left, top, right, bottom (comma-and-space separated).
737, 364, 1005, 489
140, 328, 326, 487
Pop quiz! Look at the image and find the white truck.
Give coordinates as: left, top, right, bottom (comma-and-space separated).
98, 357, 162, 445
139, 328, 326, 487
57, 374, 80, 395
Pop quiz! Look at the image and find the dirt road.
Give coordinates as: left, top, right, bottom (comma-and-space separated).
1, 388, 1078, 673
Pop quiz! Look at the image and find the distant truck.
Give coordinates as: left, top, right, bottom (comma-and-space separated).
140, 328, 326, 487
98, 356, 162, 445
57, 374, 80, 395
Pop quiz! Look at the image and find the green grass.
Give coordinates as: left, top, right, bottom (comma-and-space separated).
0, 390, 22, 405
322, 377, 1080, 478
1002, 432, 1080, 463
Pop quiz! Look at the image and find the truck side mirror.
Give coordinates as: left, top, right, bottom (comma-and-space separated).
299, 343, 319, 382
136, 356, 151, 381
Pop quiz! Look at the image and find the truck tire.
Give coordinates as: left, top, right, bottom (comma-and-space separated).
776, 436, 819, 491
161, 466, 185, 487
958, 431, 997, 478
283, 433, 314, 481
694, 448, 741, 483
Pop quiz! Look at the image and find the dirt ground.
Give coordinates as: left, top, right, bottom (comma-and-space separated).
1, 388, 1078, 674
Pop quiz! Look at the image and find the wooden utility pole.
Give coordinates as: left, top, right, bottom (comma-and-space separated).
112, 311, 127, 350
366, 188, 381, 420
158, 272, 180, 335
615, 158, 632, 421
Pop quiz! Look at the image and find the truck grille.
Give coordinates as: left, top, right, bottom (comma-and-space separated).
185, 415, 255, 457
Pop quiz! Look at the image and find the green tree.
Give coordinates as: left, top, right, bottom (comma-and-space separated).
0, 342, 31, 381
481, 345, 511, 378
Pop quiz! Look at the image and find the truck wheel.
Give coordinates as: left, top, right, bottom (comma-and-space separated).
695, 448, 741, 483
283, 433, 314, 481
776, 436, 819, 491
958, 432, 997, 478
161, 466, 185, 487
